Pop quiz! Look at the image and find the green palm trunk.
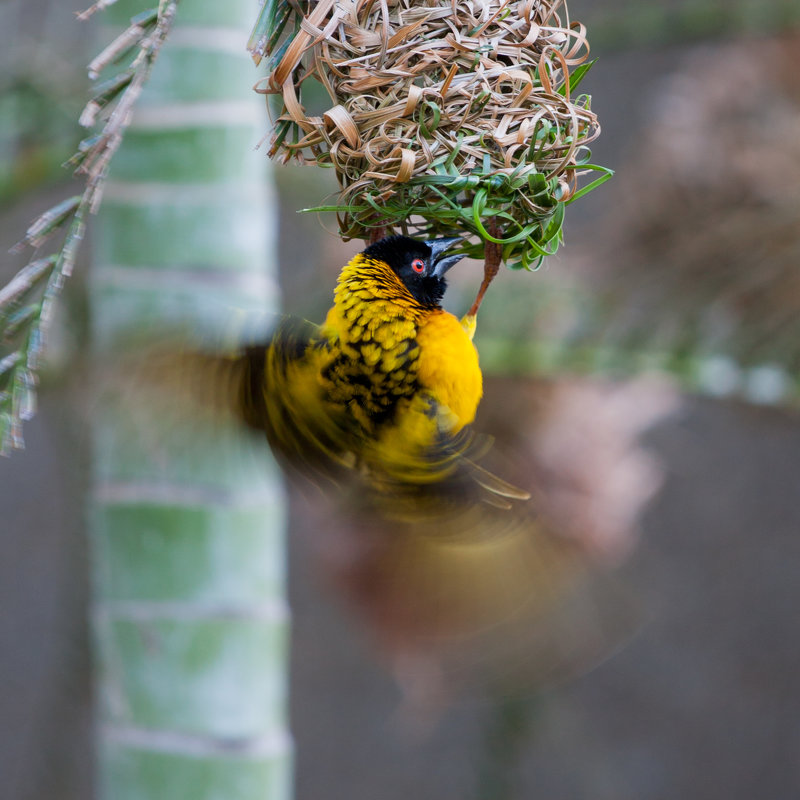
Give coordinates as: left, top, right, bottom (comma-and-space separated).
90, 2, 290, 798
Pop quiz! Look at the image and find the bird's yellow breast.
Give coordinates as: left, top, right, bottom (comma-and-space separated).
316, 254, 482, 439
415, 309, 482, 432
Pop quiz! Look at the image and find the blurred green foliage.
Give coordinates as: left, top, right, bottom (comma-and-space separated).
0, 0, 88, 202
583, 0, 800, 48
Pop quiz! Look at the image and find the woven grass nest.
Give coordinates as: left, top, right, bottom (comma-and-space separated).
250, 0, 608, 272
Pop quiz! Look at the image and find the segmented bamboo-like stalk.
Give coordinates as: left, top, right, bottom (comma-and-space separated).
90, 2, 291, 798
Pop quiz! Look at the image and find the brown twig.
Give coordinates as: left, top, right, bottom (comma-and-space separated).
468, 219, 503, 317
368, 225, 389, 245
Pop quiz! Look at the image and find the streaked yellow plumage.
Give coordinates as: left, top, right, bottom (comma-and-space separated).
124, 234, 629, 689
241, 239, 486, 483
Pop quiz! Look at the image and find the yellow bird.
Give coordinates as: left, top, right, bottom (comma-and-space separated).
236, 236, 482, 480
138, 234, 625, 689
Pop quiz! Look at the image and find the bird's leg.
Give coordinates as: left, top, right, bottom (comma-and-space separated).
467, 218, 502, 318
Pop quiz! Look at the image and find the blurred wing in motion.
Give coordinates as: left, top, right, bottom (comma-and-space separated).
298, 374, 678, 707
106, 336, 677, 707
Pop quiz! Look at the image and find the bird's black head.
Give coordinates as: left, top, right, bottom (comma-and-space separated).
361, 235, 464, 308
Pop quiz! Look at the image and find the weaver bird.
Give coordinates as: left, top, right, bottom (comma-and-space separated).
233, 235, 525, 502
128, 235, 660, 696
238, 237, 478, 471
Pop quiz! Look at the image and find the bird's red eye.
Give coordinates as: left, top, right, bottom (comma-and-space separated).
411, 258, 425, 274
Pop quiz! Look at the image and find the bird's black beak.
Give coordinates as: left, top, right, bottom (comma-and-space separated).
426, 237, 464, 278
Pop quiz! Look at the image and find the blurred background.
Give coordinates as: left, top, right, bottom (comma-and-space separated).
1, 1, 799, 799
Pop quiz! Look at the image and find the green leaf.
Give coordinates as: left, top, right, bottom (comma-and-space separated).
248, 0, 290, 59
88, 70, 136, 112
418, 100, 442, 138
559, 60, 596, 96
566, 164, 615, 204
540, 202, 565, 244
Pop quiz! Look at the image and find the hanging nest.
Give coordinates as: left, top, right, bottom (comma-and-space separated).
249, 0, 609, 269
